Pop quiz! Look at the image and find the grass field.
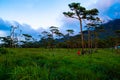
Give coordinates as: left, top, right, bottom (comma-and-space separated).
0, 48, 120, 80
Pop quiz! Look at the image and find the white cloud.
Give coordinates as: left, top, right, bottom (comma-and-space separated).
0, 30, 7, 37
91, 0, 120, 10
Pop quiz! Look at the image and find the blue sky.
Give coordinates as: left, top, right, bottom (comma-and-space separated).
0, 0, 120, 37
0, 0, 81, 29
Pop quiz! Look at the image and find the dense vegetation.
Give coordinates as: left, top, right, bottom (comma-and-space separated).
0, 48, 120, 80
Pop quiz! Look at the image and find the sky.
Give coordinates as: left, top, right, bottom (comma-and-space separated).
0, 0, 120, 37
0, 0, 81, 29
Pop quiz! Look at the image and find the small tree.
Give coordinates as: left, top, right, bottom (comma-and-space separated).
49, 26, 59, 48
41, 31, 53, 48
41, 31, 50, 39
55, 32, 64, 39
10, 25, 18, 47
22, 34, 32, 42
49, 26, 59, 39
0, 36, 12, 47
66, 29, 74, 37
66, 29, 74, 49
20, 34, 33, 47
41, 31, 49, 48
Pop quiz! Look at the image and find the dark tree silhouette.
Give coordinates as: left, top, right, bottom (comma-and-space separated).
55, 32, 63, 39
0, 36, 12, 47
66, 29, 74, 37
66, 29, 74, 48
22, 34, 32, 42
49, 26, 59, 38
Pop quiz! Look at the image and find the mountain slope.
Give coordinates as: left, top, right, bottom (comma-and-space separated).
99, 19, 120, 38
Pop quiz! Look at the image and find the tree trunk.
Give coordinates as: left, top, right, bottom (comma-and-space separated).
94, 30, 98, 51
88, 27, 92, 53
79, 19, 84, 54
88, 28, 90, 49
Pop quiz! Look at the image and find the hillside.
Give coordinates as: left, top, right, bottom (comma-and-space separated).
100, 19, 120, 38
74, 19, 120, 39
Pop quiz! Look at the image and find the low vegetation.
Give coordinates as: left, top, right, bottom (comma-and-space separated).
0, 48, 120, 80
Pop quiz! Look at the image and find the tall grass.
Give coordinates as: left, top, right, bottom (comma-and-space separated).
0, 48, 120, 80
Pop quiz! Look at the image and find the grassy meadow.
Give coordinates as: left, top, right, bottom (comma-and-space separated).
0, 48, 120, 80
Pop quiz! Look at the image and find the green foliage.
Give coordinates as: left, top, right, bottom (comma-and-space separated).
0, 48, 120, 80
63, 12, 75, 17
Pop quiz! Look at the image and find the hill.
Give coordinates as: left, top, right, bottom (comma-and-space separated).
73, 19, 120, 39
100, 19, 120, 38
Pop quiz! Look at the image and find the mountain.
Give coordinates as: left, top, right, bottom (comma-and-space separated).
69, 19, 120, 40
99, 19, 120, 38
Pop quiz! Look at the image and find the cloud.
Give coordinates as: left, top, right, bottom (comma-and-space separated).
0, 18, 40, 39
105, 3, 120, 19
0, 30, 7, 37
0, 18, 11, 31
91, 0, 120, 19
60, 17, 81, 34
95, 0, 114, 9
91, 0, 120, 10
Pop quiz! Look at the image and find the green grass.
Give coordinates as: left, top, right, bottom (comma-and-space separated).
0, 48, 120, 80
